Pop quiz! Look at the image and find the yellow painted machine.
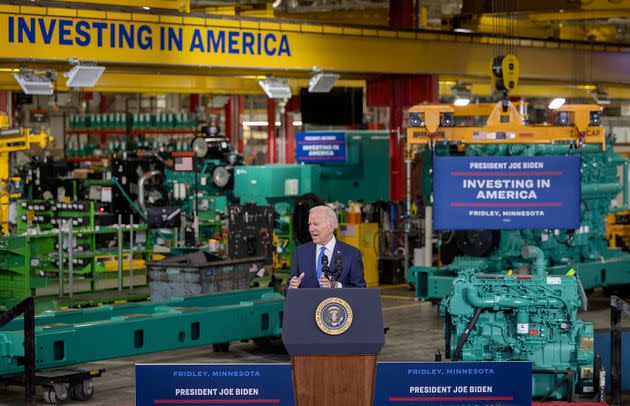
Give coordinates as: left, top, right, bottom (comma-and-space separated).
407, 52, 603, 150
0, 112, 52, 234
407, 101, 605, 148
607, 211, 630, 249
338, 222, 379, 287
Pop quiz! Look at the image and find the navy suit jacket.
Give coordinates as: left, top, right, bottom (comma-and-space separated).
285, 239, 366, 293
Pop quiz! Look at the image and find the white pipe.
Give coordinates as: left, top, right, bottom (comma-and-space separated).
138, 170, 161, 214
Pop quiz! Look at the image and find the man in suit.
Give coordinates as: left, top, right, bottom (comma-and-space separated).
286, 205, 366, 291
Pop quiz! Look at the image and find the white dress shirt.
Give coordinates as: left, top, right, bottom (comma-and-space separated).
315, 236, 336, 270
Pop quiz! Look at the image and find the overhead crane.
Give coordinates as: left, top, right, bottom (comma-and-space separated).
407, 101, 606, 149
404, 47, 630, 299
0, 2, 629, 89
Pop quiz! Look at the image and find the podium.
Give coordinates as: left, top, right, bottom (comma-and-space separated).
282, 288, 384, 406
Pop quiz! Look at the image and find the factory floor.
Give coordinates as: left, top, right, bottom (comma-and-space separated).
0, 285, 628, 405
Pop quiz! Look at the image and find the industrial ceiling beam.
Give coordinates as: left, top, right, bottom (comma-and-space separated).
527, 10, 630, 23
47, 0, 190, 12
461, 0, 582, 14
463, 0, 629, 14
0, 71, 363, 94
1, 4, 630, 84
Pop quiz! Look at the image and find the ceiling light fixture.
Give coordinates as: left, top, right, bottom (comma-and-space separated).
548, 97, 566, 110
242, 121, 269, 127
590, 86, 611, 105
258, 77, 291, 99
64, 58, 105, 88
13, 68, 56, 95
451, 82, 472, 107
454, 98, 471, 107
308, 67, 339, 93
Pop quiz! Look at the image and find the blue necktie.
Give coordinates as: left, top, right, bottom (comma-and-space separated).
316, 246, 326, 283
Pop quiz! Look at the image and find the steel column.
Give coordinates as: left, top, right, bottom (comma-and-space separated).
285, 112, 296, 164
284, 96, 300, 164
189, 94, 200, 113
0, 91, 7, 113
225, 95, 243, 153
225, 96, 234, 144
267, 98, 277, 164
238, 95, 245, 153
389, 0, 415, 29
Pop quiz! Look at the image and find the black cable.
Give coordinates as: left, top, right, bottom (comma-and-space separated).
445, 311, 452, 359
452, 308, 482, 361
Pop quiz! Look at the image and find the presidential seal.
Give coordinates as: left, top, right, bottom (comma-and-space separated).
315, 297, 353, 335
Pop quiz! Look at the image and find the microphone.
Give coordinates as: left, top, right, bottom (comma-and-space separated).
334, 256, 343, 276
321, 254, 331, 280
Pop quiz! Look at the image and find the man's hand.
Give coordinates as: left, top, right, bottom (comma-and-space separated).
288, 273, 305, 289
319, 275, 332, 288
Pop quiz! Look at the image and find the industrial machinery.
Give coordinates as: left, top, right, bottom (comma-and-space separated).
410, 53, 609, 402
163, 131, 243, 217
0, 288, 283, 403
105, 128, 242, 221
0, 112, 52, 234
405, 100, 630, 300
232, 130, 390, 271
234, 164, 321, 271
227, 204, 276, 265
441, 246, 595, 400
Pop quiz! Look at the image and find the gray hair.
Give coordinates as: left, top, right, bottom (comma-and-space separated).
309, 205, 338, 229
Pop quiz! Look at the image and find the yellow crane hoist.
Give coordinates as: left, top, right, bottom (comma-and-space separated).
0, 112, 52, 234
491, 54, 519, 99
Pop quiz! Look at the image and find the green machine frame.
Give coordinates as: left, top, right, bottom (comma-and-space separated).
0, 288, 283, 377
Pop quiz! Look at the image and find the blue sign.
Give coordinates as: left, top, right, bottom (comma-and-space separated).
433, 156, 581, 230
374, 361, 532, 406
136, 364, 294, 405
296, 132, 347, 163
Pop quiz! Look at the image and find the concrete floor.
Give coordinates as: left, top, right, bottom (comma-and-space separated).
0, 285, 627, 405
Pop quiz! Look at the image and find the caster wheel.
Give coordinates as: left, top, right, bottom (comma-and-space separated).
43, 385, 68, 405
69, 379, 94, 401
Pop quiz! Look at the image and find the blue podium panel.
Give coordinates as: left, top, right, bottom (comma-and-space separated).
374, 361, 532, 406
282, 288, 384, 355
136, 364, 294, 405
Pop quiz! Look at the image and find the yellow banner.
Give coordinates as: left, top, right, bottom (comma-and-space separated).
1, 9, 628, 83
2, 14, 296, 69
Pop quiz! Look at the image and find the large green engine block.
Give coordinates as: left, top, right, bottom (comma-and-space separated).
409, 138, 630, 300
441, 246, 594, 400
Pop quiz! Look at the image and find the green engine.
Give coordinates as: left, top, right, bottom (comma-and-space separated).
441, 246, 594, 400
409, 137, 630, 300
